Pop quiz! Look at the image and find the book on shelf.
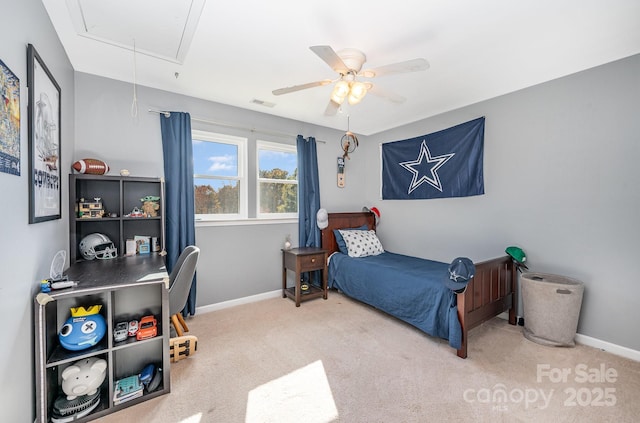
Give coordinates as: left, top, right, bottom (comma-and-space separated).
114, 375, 143, 405
114, 388, 143, 405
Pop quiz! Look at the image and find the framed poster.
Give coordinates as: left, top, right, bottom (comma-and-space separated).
28, 44, 61, 223
0, 58, 20, 176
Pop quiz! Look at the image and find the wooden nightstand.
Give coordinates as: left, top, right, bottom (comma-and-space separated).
282, 247, 328, 307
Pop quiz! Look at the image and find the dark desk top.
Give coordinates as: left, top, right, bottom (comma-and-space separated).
37, 254, 168, 304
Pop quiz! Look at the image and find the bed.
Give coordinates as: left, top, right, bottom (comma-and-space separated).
321, 211, 517, 358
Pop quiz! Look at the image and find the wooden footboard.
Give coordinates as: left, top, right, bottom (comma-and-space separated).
321, 211, 518, 359
456, 255, 517, 358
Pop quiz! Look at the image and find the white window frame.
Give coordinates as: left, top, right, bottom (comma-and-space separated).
256, 140, 298, 219
193, 130, 248, 221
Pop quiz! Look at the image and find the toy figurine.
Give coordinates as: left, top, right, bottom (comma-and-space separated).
140, 196, 160, 217
58, 305, 107, 351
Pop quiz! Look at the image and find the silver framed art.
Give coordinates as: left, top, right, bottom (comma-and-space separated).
28, 44, 61, 223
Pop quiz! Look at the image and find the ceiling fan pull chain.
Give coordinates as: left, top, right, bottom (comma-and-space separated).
131, 39, 139, 118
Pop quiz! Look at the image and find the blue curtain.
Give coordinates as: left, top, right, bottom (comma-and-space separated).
297, 135, 321, 248
160, 112, 197, 316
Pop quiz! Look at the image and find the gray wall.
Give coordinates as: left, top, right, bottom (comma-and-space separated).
364, 54, 640, 351
0, 0, 75, 421
74, 73, 369, 306
76, 55, 640, 352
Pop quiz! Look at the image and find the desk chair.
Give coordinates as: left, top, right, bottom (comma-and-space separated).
168, 245, 200, 337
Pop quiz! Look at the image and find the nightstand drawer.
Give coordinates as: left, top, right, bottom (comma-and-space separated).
299, 254, 325, 271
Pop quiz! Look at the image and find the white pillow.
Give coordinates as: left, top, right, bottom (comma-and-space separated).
338, 229, 384, 258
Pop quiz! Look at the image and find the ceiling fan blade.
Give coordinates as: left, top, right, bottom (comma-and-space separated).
324, 100, 340, 116
310, 45, 349, 74
360, 58, 429, 78
368, 85, 406, 104
272, 79, 333, 96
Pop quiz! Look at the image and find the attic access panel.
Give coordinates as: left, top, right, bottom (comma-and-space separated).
65, 0, 206, 64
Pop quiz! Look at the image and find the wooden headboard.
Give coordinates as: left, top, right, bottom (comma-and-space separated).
320, 212, 377, 255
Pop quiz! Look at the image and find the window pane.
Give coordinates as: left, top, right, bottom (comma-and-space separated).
194, 178, 239, 214
258, 149, 297, 180
259, 182, 297, 214
193, 140, 238, 177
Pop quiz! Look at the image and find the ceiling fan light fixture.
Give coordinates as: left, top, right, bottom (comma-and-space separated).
331, 80, 350, 104
273, 45, 428, 114
347, 81, 368, 105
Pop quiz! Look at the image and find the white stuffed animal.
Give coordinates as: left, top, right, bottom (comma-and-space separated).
61, 357, 108, 400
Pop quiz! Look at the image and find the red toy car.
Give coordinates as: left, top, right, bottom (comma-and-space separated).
136, 315, 157, 341
127, 320, 138, 337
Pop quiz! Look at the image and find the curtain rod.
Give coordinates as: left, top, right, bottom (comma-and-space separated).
148, 108, 327, 143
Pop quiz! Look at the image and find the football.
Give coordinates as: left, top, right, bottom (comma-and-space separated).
72, 158, 110, 175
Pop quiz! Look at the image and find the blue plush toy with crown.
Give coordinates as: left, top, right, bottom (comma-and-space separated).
58, 305, 107, 351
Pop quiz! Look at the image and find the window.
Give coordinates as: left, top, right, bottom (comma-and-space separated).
192, 130, 247, 220
257, 140, 298, 218
192, 131, 297, 222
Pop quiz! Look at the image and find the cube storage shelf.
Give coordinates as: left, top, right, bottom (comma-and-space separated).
69, 174, 165, 263
34, 255, 171, 423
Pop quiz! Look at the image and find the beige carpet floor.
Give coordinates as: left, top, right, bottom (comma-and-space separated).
95, 292, 640, 423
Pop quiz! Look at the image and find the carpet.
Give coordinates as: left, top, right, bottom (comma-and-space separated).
95, 292, 640, 423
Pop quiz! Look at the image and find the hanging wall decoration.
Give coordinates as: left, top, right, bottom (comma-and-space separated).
340, 116, 359, 160
0, 58, 20, 176
381, 117, 485, 200
337, 116, 359, 188
28, 44, 62, 223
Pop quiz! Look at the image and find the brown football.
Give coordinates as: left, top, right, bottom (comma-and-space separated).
72, 159, 110, 175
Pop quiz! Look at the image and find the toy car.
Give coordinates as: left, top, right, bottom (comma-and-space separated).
127, 207, 145, 218
136, 315, 157, 341
113, 322, 128, 342
128, 320, 138, 337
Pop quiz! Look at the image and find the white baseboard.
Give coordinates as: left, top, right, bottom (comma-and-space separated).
195, 289, 282, 314
575, 333, 640, 362
197, 296, 640, 362
497, 312, 640, 362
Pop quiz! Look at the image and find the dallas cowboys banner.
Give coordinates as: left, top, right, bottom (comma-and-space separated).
381, 117, 485, 200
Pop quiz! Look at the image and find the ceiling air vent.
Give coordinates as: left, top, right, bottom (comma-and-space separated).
251, 99, 275, 108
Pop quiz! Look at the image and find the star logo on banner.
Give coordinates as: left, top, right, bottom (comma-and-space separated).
399, 140, 455, 193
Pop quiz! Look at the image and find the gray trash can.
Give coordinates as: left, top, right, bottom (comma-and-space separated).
521, 272, 584, 347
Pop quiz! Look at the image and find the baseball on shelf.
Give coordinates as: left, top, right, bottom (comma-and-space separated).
72, 158, 110, 175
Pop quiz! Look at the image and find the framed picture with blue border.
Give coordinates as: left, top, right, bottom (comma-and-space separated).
0, 58, 20, 176
27, 44, 61, 224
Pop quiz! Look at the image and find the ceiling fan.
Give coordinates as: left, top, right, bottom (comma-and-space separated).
272, 45, 429, 116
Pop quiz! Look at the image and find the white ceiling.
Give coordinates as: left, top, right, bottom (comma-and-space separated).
43, 0, 640, 136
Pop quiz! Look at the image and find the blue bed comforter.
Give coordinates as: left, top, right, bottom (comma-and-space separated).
328, 251, 462, 349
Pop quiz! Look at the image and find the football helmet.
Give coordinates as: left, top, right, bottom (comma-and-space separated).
79, 233, 117, 260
